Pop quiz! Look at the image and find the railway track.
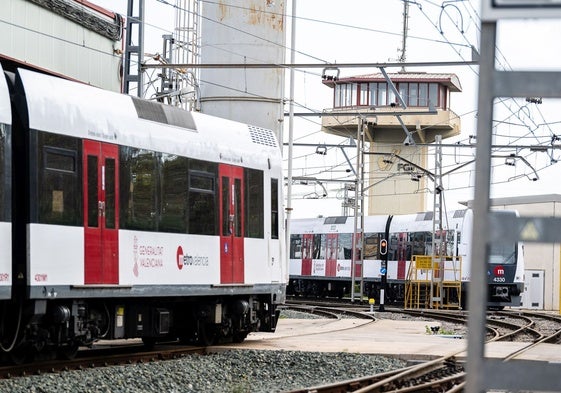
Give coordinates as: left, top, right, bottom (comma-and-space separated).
0, 342, 207, 379
284, 301, 561, 392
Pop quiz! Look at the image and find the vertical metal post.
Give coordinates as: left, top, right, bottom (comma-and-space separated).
351, 118, 362, 302
285, 0, 297, 279
431, 135, 443, 308
465, 21, 496, 393
124, 0, 145, 96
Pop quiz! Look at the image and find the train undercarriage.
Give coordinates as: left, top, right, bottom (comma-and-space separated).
0, 295, 280, 364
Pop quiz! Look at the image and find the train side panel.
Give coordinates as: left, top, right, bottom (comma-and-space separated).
0, 64, 11, 299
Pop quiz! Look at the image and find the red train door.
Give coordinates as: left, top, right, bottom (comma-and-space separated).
219, 164, 244, 284
301, 234, 313, 275
83, 140, 119, 284
326, 233, 338, 277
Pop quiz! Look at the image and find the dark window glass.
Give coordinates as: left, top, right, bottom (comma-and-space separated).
45, 149, 76, 172
290, 234, 302, 259
312, 234, 326, 259
409, 231, 430, 256
188, 160, 217, 235
244, 168, 264, 238
221, 176, 230, 236
105, 158, 116, 229
271, 178, 279, 239
419, 83, 428, 106
489, 243, 517, 265
429, 83, 439, 107
119, 147, 158, 231
160, 154, 188, 233
0, 124, 6, 222
37, 132, 81, 225
409, 83, 418, 106
234, 178, 242, 237
87, 155, 98, 228
338, 233, 352, 259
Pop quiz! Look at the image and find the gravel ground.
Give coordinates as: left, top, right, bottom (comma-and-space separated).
0, 350, 407, 393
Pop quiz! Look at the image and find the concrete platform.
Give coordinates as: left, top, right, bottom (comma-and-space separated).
228, 318, 561, 363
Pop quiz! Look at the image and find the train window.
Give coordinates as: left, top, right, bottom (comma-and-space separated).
221, 176, 230, 235
160, 154, 188, 233
105, 158, 116, 229
0, 125, 6, 221
37, 132, 81, 226
87, 155, 98, 228
338, 233, 352, 259
290, 234, 302, 259
244, 168, 264, 238
363, 233, 380, 259
489, 243, 516, 265
188, 160, 218, 235
410, 232, 430, 256
44, 148, 76, 173
312, 234, 326, 259
234, 178, 242, 237
119, 147, 158, 231
271, 178, 279, 239
189, 182, 216, 235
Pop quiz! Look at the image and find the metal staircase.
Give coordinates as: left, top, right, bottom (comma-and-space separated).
405, 255, 462, 309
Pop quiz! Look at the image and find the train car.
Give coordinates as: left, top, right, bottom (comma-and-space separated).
0, 64, 11, 302
289, 209, 524, 309
1, 67, 286, 362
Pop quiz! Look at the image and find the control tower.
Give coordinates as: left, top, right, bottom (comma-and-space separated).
321, 71, 462, 215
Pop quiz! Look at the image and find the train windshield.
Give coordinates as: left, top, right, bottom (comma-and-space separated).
489, 242, 517, 265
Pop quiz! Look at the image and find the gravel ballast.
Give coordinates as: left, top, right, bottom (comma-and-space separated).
0, 349, 407, 393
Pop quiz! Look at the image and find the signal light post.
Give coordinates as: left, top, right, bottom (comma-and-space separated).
379, 238, 388, 311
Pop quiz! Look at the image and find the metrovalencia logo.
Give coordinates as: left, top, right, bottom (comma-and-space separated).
176, 246, 210, 270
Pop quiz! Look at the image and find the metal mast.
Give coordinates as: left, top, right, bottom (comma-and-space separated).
399, 0, 409, 72
124, 0, 145, 96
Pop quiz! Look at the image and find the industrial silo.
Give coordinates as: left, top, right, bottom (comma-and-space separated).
200, 0, 285, 138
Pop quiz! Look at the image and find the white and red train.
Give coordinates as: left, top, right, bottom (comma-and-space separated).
0, 65, 286, 361
289, 209, 524, 309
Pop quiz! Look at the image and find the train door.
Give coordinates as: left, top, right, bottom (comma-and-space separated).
83, 140, 119, 284
396, 232, 407, 280
353, 233, 362, 278
219, 164, 244, 284
326, 233, 338, 277
301, 234, 313, 276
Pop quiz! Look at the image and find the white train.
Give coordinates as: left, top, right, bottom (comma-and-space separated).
289, 209, 524, 309
0, 64, 286, 362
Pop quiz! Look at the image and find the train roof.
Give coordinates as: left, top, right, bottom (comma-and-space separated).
290, 209, 471, 233
0, 64, 10, 125
15, 68, 281, 171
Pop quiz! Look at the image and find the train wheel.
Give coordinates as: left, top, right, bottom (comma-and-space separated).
142, 337, 156, 349
9, 345, 30, 365
232, 330, 249, 343
200, 324, 217, 346
57, 343, 79, 360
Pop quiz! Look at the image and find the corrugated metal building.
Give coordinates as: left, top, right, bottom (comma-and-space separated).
0, 0, 123, 91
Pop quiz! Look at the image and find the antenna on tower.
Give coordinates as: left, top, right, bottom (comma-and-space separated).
399, 0, 410, 72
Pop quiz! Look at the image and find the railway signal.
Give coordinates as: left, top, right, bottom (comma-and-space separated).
380, 239, 388, 255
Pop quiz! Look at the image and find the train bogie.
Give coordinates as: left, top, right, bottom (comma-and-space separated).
0, 66, 286, 361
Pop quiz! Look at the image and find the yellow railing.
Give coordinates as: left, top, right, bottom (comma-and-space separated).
405, 255, 462, 309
